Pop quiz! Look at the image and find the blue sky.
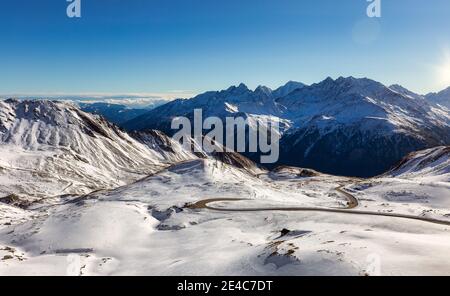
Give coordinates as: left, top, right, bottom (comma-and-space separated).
1, 0, 450, 96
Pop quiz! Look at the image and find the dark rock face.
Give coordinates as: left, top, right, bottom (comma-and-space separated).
211, 150, 260, 172
279, 128, 429, 177
131, 129, 177, 153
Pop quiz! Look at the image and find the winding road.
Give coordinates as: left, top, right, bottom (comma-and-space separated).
188, 186, 450, 227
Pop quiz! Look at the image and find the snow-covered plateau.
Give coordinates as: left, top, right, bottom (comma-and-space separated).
1, 99, 450, 276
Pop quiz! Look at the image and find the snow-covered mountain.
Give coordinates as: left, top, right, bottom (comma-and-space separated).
272, 81, 306, 98
123, 82, 307, 133
123, 77, 450, 177
0, 99, 195, 198
387, 146, 450, 181
427, 87, 450, 109
277, 77, 450, 176
123, 83, 289, 133
1, 98, 450, 276
388, 84, 426, 101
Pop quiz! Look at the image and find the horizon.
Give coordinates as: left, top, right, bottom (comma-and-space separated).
1, 0, 450, 96
1, 76, 449, 104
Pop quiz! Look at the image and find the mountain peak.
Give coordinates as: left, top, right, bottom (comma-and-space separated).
254, 85, 273, 96
389, 84, 408, 92
336, 76, 377, 85
283, 80, 306, 87
427, 86, 450, 97
336, 75, 355, 81
389, 84, 424, 100
426, 86, 450, 108
314, 76, 386, 94
273, 81, 306, 98
226, 83, 250, 93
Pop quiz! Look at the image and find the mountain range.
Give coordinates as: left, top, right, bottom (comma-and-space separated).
78, 102, 150, 125
122, 77, 450, 177
1, 90, 450, 276
2, 77, 449, 180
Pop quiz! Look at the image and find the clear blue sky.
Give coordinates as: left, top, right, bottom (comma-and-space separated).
1, 0, 449, 96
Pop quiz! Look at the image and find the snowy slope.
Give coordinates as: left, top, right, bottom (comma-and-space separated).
427, 87, 450, 109
0, 99, 194, 198
388, 84, 426, 101
387, 146, 450, 181
279, 77, 448, 130
1, 158, 450, 276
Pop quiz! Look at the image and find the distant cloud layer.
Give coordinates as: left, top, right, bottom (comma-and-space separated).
0, 92, 196, 108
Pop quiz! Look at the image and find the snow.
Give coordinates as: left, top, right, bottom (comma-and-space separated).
427, 86, 450, 109
278, 77, 450, 133
224, 102, 239, 113
0, 100, 195, 198
272, 81, 306, 99
1, 157, 450, 276
1, 97, 450, 276
123, 82, 290, 132
386, 146, 450, 182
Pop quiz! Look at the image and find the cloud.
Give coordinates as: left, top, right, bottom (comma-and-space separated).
0, 92, 197, 108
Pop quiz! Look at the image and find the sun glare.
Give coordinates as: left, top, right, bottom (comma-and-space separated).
436, 50, 450, 88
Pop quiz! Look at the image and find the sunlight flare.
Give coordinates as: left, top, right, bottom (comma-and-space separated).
436, 50, 450, 88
